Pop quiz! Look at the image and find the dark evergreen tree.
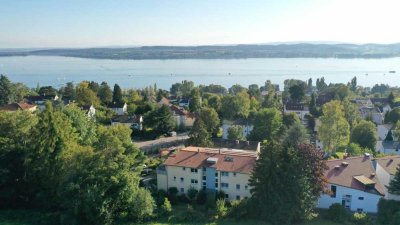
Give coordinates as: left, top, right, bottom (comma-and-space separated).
387, 167, 400, 195
188, 118, 212, 147
61, 82, 76, 101
112, 84, 123, 104
0, 74, 12, 105
309, 93, 319, 117
388, 92, 395, 108
98, 82, 113, 105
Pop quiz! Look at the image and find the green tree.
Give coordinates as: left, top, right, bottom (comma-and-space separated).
207, 95, 222, 112
0, 110, 38, 207
161, 197, 172, 216
248, 84, 261, 99
227, 125, 245, 141
388, 92, 395, 108
283, 121, 310, 147
188, 119, 212, 147
215, 199, 227, 219
385, 108, 400, 124
387, 167, 400, 195
344, 143, 372, 156
249, 142, 327, 224
199, 107, 220, 137
189, 88, 202, 112
289, 83, 307, 102
76, 82, 101, 106
309, 93, 319, 117
229, 84, 247, 95
0, 74, 12, 105
318, 100, 350, 152
248, 108, 282, 142
38, 86, 57, 96
350, 120, 377, 151
221, 91, 250, 120
112, 84, 123, 104
282, 112, 300, 128
349, 76, 357, 92
98, 81, 113, 105
342, 99, 361, 130
144, 105, 175, 136
61, 82, 76, 101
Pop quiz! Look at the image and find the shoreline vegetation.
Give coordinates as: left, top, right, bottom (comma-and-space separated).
2, 43, 400, 60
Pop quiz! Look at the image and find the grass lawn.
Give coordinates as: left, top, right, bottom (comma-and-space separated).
141, 218, 343, 225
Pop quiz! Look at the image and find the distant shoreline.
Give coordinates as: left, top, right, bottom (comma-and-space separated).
1, 43, 400, 60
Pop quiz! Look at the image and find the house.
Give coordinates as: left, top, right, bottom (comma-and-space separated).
351, 98, 373, 107
359, 106, 384, 125
158, 97, 171, 106
111, 115, 143, 130
0, 102, 37, 112
221, 119, 253, 140
25, 95, 59, 111
81, 105, 96, 118
376, 141, 400, 155
283, 102, 310, 120
377, 124, 394, 141
375, 156, 400, 201
157, 146, 257, 201
317, 155, 385, 213
178, 99, 190, 108
170, 105, 196, 128
370, 98, 392, 114
108, 102, 127, 115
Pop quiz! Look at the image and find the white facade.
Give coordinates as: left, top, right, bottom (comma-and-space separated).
376, 161, 400, 201
317, 184, 382, 213
157, 165, 252, 201
283, 109, 310, 121
221, 123, 253, 140
110, 103, 127, 115
377, 125, 392, 141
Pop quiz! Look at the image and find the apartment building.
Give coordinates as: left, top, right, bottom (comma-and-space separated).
157, 146, 257, 201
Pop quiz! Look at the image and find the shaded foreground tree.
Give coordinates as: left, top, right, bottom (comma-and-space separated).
187, 118, 212, 147
350, 120, 377, 151
387, 166, 400, 195
248, 108, 282, 142
249, 141, 327, 224
144, 105, 175, 137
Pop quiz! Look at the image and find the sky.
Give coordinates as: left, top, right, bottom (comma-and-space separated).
1, 0, 400, 48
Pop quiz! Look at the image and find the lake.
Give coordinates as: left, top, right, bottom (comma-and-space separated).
0, 56, 399, 89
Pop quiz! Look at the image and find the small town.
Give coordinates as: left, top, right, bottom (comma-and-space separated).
1, 73, 400, 225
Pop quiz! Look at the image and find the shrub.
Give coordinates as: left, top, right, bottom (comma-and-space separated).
160, 198, 172, 217
152, 189, 167, 206
216, 190, 226, 200
173, 204, 203, 222
214, 199, 227, 220
351, 212, 372, 225
196, 190, 207, 205
187, 187, 198, 201
178, 193, 190, 203
227, 199, 249, 220
325, 203, 349, 223
167, 187, 179, 204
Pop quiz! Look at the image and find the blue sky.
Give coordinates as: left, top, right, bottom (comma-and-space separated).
1, 0, 400, 48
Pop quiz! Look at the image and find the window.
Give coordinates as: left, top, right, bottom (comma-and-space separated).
173, 176, 176, 181
358, 197, 364, 200
215, 172, 218, 177
236, 184, 240, 190
236, 195, 240, 200
215, 183, 218, 188
182, 167, 186, 171
191, 179, 198, 184
225, 194, 229, 199
202, 175, 206, 180
331, 185, 337, 198
202, 167, 206, 172
233, 172, 237, 176
357, 208, 363, 213
221, 183, 229, 188
180, 177, 184, 183
180, 188, 184, 193
191, 168, 198, 173
221, 171, 229, 177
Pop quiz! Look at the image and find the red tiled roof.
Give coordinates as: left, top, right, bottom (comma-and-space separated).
0, 103, 36, 111
376, 155, 400, 175
164, 146, 257, 174
325, 156, 385, 196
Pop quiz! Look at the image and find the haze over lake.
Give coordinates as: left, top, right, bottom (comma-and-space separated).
0, 56, 399, 89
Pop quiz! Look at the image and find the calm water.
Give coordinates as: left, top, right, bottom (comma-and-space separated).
0, 56, 399, 89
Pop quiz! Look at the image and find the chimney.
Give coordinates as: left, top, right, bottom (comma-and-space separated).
235, 140, 240, 145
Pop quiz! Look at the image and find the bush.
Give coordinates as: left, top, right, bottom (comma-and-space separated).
214, 199, 227, 220
227, 199, 249, 220
216, 190, 226, 200
172, 204, 203, 222
160, 198, 172, 217
351, 212, 372, 225
152, 189, 167, 206
325, 203, 349, 223
377, 199, 400, 225
178, 193, 190, 203
167, 187, 179, 204
196, 190, 207, 205
187, 187, 198, 201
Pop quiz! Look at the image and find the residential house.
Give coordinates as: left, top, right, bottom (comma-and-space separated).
283, 102, 310, 120
360, 106, 384, 125
25, 95, 59, 110
108, 102, 127, 115
221, 119, 253, 140
370, 98, 392, 114
351, 98, 373, 107
170, 105, 196, 128
111, 115, 143, 130
376, 141, 400, 155
377, 124, 394, 141
0, 102, 37, 112
317, 155, 385, 213
375, 156, 400, 201
81, 105, 96, 118
178, 99, 190, 108
157, 146, 257, 201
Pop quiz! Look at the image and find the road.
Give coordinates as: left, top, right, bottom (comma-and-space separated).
134, 132, 189, 153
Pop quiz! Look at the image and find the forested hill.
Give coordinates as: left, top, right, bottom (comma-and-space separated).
2, 43, 400, 59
